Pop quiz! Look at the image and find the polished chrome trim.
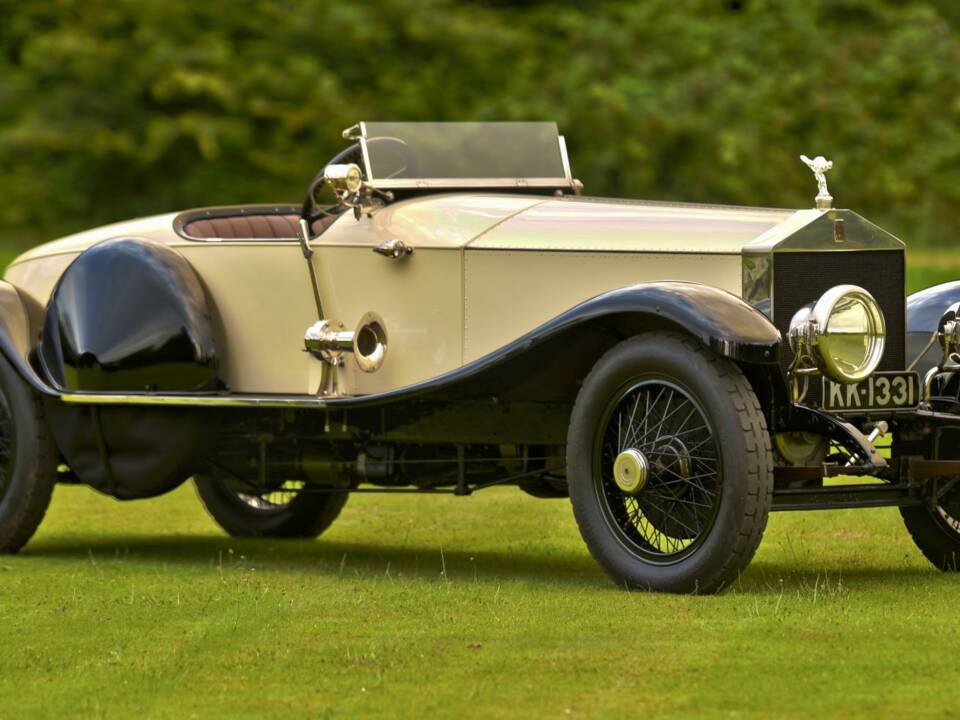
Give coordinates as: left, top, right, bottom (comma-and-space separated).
558, 135, 573, 182
745, 210, 905, 253
61, 393, 329, 408
368, 177, 573, 190
373, 238, 414, 259
613, 448, 649, 494
788, 284, 886, 384
741, 254, 772, 319
800, 154, 834, 210
358, 135, 373, 180
305, 319, 353, 365
323, 163, 363, 194
742, 209, 907, 356
354, 311, 388, 373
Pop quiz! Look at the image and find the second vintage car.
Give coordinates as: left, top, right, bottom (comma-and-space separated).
1, 121, 960, 593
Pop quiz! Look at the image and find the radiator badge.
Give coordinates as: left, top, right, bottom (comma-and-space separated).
800, 154, 833, 211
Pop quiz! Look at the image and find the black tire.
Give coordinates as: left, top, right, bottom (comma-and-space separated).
900, 504, 960, 570
897, 424, 960, 570
194, 476, 347, 539
0, 356, 58, 553
567, 332, 773, 594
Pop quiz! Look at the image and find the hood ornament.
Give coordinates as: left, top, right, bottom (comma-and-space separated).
800, 154, 833, 210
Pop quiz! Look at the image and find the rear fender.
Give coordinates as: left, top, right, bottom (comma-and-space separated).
0, 281, 56, 395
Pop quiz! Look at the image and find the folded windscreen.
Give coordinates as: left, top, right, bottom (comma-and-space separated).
361, 121, 569, 184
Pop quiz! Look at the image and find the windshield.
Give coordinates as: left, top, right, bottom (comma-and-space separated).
358, 121, 572, 189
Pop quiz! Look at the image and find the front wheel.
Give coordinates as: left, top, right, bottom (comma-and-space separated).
195, 476, 348, 539
567, 333, 773, 594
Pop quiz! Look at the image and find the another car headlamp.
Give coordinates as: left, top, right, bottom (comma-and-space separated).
323, 163, 363, 195
788, 284, 886, 384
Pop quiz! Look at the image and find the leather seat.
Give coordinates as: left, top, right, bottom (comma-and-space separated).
182, 212, 339, 240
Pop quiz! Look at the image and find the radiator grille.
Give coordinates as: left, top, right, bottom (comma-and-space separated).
772, 250, 906, 380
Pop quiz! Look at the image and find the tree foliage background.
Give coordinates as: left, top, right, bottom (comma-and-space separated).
2, 0, 960, 246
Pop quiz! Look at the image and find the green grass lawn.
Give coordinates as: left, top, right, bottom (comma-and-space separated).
1, 247, 960, 718
3, 485, 958, 719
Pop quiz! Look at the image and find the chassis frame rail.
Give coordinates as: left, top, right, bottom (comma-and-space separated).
772, 458, 960, 511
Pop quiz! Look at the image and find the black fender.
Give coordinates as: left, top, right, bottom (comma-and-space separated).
548, 282, 782, 365
39, 237, 220, 393
37, 238, 222, 499
907, 280, 960, 405
906, 280, 960, 375
326, 281, 782, 408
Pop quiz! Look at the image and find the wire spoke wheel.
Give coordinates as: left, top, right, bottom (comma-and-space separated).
595, 378, 722, 563
568, 333, 772, 593
237, 480, 305, 512
195, 474, 347, 539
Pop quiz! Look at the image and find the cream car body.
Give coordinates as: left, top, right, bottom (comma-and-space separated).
7, 194, 880, 398
3, 121, 960, 595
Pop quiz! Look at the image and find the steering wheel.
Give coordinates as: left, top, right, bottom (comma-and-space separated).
365, 136, 420, 180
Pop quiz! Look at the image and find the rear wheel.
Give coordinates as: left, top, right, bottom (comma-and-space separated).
567, 333, 773, 594
195, 476, 347, 539
0, 356, 57, 553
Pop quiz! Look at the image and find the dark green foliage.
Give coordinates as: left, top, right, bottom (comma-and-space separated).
1, 0, 959, 245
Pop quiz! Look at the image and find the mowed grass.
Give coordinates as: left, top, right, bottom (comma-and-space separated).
0, 246, 960, 718
3, 486, 959, 720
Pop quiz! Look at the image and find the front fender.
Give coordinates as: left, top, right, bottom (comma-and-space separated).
554, 282, 782, 365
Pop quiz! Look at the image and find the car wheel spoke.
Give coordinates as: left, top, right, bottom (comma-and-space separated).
595, 378, 722, 562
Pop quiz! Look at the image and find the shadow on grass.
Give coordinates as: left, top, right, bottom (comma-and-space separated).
23, 534, 609, 588
21, 533, 950, 594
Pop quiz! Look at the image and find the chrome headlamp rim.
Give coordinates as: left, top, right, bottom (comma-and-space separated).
323, 162, 364, 195
789, 284, 886, 384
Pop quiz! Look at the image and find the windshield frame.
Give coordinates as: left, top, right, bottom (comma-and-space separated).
352, 121, 575, 191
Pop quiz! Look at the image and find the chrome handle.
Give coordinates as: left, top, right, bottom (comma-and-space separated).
373, 239, 414, 260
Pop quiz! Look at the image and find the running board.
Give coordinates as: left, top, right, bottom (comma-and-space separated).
773, 483, 920, 511
59, 393, 331, 408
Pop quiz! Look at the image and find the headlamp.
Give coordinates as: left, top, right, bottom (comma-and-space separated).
788, 284, 886, 384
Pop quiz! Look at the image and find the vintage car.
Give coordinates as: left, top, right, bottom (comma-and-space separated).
2, 121, 960, 594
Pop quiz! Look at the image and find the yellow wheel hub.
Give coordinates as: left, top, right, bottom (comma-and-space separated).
613, 448, 649, 495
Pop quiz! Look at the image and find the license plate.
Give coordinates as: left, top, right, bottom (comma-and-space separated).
822, 371, 921, 413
